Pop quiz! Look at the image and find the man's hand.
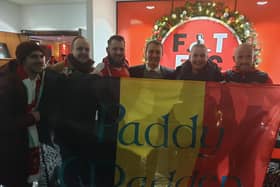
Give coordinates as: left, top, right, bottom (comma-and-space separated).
30, 111, 40, 123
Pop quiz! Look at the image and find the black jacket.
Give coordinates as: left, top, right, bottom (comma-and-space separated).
175, 60, 223, 82
0, 60, 64, 186
0, 61, 29, 185
55, 72, 99, 156
224, 69, 272, 83
129, 64, 174, 79
37, 69, 66, 145
55, 72, 120, 158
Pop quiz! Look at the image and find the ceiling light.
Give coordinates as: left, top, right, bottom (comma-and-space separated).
130, 19, 143, 25
256, 1, 268, 5
146, 5, 155, 10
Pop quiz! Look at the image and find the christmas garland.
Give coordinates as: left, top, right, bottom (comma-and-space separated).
150, 1, 261, 65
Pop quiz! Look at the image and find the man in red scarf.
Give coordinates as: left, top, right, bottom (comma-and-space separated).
224, 43, 272, 83
0, 41, 44, 186
93, 35, 130, 77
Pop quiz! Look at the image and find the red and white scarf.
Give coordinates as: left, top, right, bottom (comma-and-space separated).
101, 56, 130, 77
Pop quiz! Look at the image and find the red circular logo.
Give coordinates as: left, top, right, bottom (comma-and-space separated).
161, 17, 241, 71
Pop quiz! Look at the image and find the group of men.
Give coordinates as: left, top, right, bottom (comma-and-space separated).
0, 34, 272, 186
48, 34, 271, 83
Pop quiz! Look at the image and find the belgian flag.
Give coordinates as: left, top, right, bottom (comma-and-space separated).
54, 74, 280, 187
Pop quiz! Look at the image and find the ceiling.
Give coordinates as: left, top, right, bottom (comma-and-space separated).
29, 35, 76, 43
7, 0, 279, 9
7, 0, 86, 5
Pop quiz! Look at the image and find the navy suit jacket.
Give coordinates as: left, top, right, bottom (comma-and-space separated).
129, 64, 174, 79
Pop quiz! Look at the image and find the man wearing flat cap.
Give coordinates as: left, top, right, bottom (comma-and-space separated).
0, 41, 64, 186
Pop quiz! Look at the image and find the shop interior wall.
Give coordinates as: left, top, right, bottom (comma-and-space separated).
117, 0, 280, 83
0, 31, 28, 67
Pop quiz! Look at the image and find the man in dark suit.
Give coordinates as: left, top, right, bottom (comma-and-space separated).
129, 40, 174, 79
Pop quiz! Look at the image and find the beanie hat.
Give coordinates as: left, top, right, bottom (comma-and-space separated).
16, 41, 45, 64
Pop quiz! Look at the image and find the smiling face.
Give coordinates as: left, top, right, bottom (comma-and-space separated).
106, 39, 125, 64
233, 44, 254, 72
72, 37, 90, 63
23, 50, 44, 74
189, 44, 208, 73
146, 42, 163, 69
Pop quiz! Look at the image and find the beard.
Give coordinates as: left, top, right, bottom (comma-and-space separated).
108, 56, 125, 67
30, 63, 43, 73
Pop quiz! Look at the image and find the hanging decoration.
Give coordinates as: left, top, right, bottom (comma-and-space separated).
150, 1, 261, 65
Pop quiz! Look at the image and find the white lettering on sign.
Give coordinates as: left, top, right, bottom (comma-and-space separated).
213, 33, 228, 53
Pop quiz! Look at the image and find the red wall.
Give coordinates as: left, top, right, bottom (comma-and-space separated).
117, 0, 280, 83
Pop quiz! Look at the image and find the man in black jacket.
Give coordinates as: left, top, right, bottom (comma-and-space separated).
175, 43, 222, 81
129, 40, 174, 79
224, 43, 272, 83
0, 41, 64, 186
56, 71, 121, 187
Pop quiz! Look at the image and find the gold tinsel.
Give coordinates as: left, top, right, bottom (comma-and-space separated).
150, 1, 260, 65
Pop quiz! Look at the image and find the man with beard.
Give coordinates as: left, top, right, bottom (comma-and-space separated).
93, 35, 130, 77
129, 40, 173, 79
50, 36, 94, 75
224, 43, 272, 83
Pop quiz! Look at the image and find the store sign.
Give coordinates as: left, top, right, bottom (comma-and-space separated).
161, 17, 240, 70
